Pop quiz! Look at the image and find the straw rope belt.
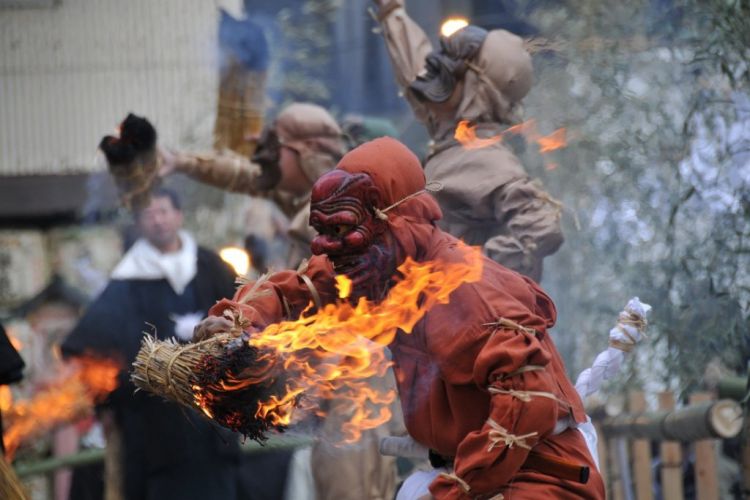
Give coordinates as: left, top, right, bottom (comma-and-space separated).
487, 419, 538, 452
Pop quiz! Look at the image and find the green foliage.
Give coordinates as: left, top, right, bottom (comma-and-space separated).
518, 1, 750, 394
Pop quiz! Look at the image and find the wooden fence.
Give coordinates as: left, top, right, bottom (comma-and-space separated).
592, 390, 745, 499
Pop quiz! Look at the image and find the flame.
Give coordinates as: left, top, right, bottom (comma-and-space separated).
0, 386, 12, 413
536, 128, 567, 153
454, 119, 568, 169
195, 244, 483, 443
220, 246, 251, 276
2, 356, 120, 459
335, 275, 352, 300
7, 331, 23, 352
441, 17, 469, 38
454, 120, 503, 150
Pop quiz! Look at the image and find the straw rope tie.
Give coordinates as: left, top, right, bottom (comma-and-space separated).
144, 341, 165, 391
374, 181, 443, 221
488, 387, 560, 404
484, 317, 538, 337
166, 345, 188, 401
298, 273, 322, 311
609, 339, 635, 353
608, 312, 648, 352
438, 472, 471, 494
499, 364, 545, 380
487, 419, 537, 452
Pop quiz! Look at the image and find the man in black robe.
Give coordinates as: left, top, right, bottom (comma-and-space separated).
62, 188, 241, 500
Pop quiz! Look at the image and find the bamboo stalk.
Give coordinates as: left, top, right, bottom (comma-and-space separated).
717, 376, 748, 401
12, 434, 313, 480
602, 399, 742, 441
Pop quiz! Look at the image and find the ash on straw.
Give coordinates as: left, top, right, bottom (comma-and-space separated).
98, 113, 160, 210
99, 113, 157, 167
132, 334, 296, 443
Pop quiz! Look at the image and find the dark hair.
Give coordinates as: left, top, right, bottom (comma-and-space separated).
134, 187, 182, 217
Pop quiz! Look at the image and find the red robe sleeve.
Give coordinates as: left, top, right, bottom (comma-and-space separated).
430, 325, 562, 499
208, 255, 338, 327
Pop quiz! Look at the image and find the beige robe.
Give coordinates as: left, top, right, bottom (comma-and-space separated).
378, 7, 563, 281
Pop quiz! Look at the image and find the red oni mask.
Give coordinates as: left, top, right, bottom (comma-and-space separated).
310, 170, 399, 302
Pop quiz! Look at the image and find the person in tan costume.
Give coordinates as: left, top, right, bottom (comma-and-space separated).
373, 1, 563, 281
161, 102, 399, 500
160, 102, 345, 265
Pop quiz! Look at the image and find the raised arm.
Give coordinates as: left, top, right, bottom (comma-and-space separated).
159, 148, 263, 195
373, 0, 432, 89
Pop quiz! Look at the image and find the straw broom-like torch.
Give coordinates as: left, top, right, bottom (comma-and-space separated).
99, 113, 161, 211
131, 329, 294, 443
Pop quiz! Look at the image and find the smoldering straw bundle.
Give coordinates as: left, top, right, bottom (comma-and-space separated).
99, 113, 161, 210
131, 333, 294, 442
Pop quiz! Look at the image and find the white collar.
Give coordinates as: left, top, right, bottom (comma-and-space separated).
111, 230, 198, 295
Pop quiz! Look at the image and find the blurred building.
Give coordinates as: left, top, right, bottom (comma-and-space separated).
0, 0, 223, 311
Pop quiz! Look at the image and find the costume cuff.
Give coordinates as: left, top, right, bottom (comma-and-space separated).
376, 0, 402, 21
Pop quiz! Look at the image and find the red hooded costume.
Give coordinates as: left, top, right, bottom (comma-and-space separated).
209, 138, 604, 499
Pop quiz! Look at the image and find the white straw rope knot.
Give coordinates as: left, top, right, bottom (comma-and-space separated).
487, 419, 538, 452
373, 181, 443, 221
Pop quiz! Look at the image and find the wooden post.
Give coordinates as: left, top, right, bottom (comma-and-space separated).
608, 437, 626, 500
595, 422, 608, 487
742, 401, 750, 500
691, 392, 719, 500
629, 391, 653, 500
658, 392, 684, 500
741, 366, 750, 500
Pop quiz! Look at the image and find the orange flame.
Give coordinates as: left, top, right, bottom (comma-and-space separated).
2, 356, 120, 459
196, 245, 483, 443
537, 128, 567, 153
0, 386, 12, 413
454, 119, 568, 169
7, 332, 23, 352
454, 120, 503, 150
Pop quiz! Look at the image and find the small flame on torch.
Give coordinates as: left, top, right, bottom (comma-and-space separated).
335, 275, 352, 300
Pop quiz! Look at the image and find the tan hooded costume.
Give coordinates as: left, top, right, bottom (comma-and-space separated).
375, 2, 563, 280
171, 102, 345, 257
169, 103, 400, 500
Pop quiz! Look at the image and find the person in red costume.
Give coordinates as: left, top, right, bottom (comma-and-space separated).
197, 137, 604, 499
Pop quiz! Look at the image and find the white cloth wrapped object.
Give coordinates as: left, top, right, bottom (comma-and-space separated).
575, 297, 652, 400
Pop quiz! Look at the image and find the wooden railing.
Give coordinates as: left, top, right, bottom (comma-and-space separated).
592, 390, 744, 499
